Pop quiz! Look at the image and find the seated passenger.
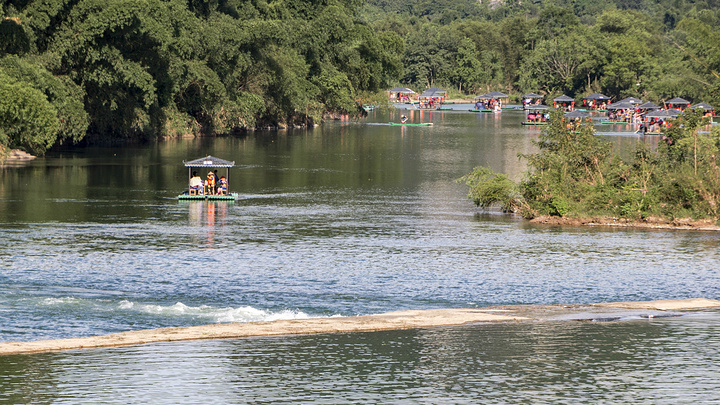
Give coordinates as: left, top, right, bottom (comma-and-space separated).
189, 171, 203, 193
217, 176, 228, 195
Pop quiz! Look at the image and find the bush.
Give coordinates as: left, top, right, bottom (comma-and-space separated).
0, 78, 59, 154
457, 166, 525, 212
460, 109, 720, 222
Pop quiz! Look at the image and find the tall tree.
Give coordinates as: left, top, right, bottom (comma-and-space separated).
450, 38, 481, 92
518, 27, 603, 95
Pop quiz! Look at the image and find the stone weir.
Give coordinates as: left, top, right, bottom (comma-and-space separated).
1, 298, 719, 356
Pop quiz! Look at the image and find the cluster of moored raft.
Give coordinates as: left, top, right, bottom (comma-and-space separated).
386, 87, 716, 132
524, 93, 715, 133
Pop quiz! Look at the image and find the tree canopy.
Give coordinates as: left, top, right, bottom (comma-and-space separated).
3, 0, 720, 153
1, 0, 403, 153
363, 0, 720, 104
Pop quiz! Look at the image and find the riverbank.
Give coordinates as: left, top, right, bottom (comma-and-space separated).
530, 215, 720, 231
2, 298, 718, 356
0, 149, 36, 166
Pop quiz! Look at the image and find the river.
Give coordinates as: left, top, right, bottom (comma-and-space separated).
1, 107, 719, 403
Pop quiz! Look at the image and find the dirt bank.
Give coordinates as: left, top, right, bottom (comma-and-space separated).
0, 149, 36, 166
530, 215, 720, 231
1, 298, 718, 356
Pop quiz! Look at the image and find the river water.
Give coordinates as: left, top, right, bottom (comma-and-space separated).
1, 107, 719, 403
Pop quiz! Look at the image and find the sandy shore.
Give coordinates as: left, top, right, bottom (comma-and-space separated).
2, 298, 718, 356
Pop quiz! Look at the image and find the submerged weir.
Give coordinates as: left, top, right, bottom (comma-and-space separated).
2, 299, 718, 355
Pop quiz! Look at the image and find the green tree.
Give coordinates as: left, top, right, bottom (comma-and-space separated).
0, 55, 88, 145
600, 34, 661, 99
313, 65, 356, 113
450, 38, 481, 92
0, 15, 31, 55
660, 108, 712, 173
478, 50, 504, 90
519, 27, 603, 95
653, 109, 720, 217
402, 24, 457, 88
520, 109, 612, 217
532, 3, 580, 40
48, 0, 181, 138
0, 75, 59, 154
671, 17, 720, 105
499, 16, 536, 88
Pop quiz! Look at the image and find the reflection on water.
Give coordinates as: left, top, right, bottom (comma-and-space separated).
185, 201, 230, 247
1, 311, 719, 404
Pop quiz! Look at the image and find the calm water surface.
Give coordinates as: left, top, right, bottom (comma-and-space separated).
1, 108, 719, 402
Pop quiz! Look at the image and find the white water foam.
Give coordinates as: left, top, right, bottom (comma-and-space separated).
40, 297, 85, 306
118, 300, 313, 323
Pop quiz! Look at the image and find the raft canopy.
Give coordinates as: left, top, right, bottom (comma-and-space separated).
183, 155, 235, 168
419, 88, 447, 98
522, 93, 543, 99
691, 102, 714, 111
475, 91, 509, 99
617, 97, 643, 105
388, 87, 415, 94
527, 104, 550, 110
564, 110, 590, 118
643, 109, 683, 118
583, 93, 611, 101
553, 95, 575, 102
639, 102, 661, 110
666, 97, 690, 105
606, 101, 635, 110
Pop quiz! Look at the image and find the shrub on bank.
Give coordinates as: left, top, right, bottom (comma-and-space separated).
461, 109, 720, 222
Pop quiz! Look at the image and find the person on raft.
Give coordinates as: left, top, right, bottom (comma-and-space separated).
205, 172, 216, 195
401, 115, 408, 123
189, 172, 203, 193
217, 176, 228, 195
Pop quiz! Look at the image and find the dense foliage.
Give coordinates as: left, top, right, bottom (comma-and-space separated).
460, 109, 720, 221
1, 0, 403, 153
363, 0, 720, 104
3, 0, 720, 154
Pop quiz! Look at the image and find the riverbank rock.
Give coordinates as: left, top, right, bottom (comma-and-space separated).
530, 215, 720, 231
0, 149, 36, 166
